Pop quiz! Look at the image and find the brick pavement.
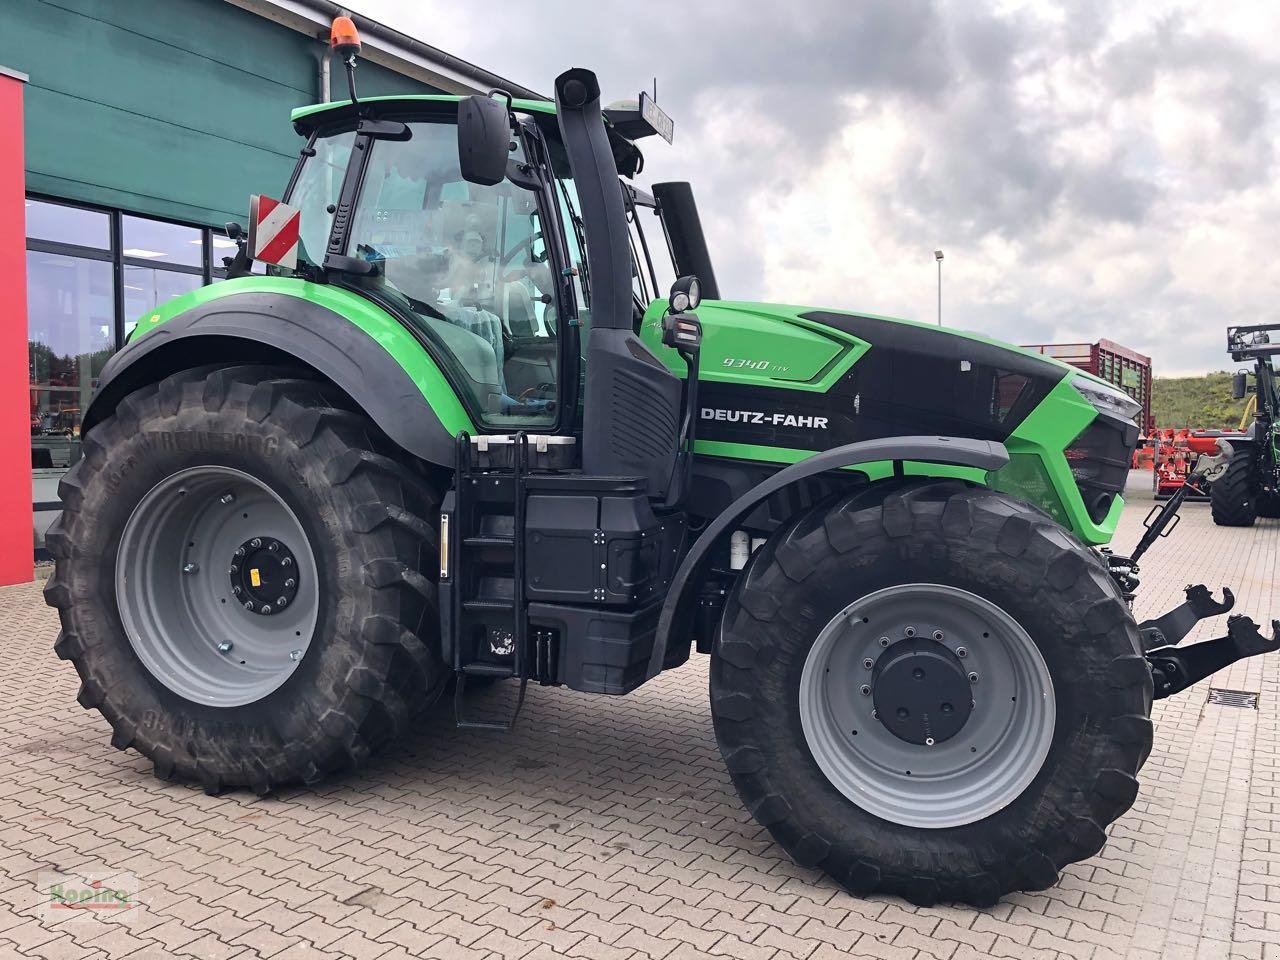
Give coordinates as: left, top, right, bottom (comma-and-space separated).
0, 478, 1276, 959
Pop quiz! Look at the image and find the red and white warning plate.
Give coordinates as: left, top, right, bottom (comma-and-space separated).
247, 195, 301, 270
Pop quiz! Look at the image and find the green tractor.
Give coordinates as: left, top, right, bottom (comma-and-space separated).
45, 37, 1280, 905
1209, 325, 1280, 526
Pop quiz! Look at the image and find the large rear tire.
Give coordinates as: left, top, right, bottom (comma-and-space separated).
44, 365, 448, 794
1210, 452, 1257, 526
710, 481, 1152, 906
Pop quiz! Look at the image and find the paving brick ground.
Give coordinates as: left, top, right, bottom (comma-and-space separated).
0, 476, 1277, 960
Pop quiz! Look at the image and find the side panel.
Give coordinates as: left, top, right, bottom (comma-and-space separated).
996, 376, 1123, 545
87, 277, 473, 466
645, 300, 1121, 545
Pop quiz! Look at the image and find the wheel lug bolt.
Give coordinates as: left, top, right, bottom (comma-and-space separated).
217, 641, 233, 654
925, 737, 935, 746
860, 684, 871, 697
862, 658, 874, 670
282, 557, 292, 567
267, 542, 279, 552
244, 601, 254, 611
878, 637, 890, 647
250, 538, 262, 549
956, 646, 968, 658
220, 493, 235, 505
904, 627, 916, 637
284, 578, 296, 589
182, 562, 199, 574
232, 585, 242, 595
276, 597, 287, 607
261, 605, 273, 615
933, 630, 944, 641
290, 649, 302, 662
968, 672, 979, 684
235, 547, 245, 558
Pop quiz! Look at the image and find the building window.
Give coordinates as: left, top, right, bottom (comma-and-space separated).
28, 250, 114, 467
27, 196, 222, 557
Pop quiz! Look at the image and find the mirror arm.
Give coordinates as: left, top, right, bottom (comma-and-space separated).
505, 159, 541, 191
661, 309, 702, 511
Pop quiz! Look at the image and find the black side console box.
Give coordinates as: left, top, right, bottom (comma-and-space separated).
522, 474, 686, 693
524, 475, 672, 606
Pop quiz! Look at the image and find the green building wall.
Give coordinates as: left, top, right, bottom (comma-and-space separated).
10, 0, 443, 227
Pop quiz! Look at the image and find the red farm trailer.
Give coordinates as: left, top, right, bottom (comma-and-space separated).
1021, 339, 1154, 437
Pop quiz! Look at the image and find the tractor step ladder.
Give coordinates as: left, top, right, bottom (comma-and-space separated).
449, 432, 529, 731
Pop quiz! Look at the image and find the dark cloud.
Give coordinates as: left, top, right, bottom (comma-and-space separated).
357, 0, 1280, 373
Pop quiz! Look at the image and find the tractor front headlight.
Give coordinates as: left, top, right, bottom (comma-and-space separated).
1071, 376, 1142, 424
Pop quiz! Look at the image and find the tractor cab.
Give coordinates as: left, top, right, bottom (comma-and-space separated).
281, 91, 709, 452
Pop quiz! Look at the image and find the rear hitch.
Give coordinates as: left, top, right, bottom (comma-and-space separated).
1100, 444, 1277, 700
1147, 615, 1280, 699
1139, 584, 1234, 650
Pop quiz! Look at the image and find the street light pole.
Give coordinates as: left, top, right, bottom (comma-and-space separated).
934, 249, 944, 326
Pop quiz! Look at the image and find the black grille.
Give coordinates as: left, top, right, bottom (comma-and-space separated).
1066, 413, 1140, 523
1207, 688, 1259, 709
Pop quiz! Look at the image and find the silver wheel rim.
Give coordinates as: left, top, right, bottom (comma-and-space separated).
115, 466, 319, 708
799, 583, 1055, 829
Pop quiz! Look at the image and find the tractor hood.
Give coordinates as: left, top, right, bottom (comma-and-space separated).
641, 298, 1078, 454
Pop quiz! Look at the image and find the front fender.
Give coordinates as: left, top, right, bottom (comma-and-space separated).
647, 435, 1010, 679
85, 278, 474, 467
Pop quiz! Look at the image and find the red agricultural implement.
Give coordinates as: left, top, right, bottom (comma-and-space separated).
1022, 339, 1154, 437
1146, 429, 1231, 499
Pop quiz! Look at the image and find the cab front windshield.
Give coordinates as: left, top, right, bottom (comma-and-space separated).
288, 119, 561, 427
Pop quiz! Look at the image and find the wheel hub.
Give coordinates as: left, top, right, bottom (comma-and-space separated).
871, 637, 973, 745
228, 537, 299, 615
115, 466, 319, 708
798, 583, 1056, 829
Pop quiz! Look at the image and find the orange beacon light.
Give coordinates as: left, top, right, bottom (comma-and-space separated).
330, 16, 361, 59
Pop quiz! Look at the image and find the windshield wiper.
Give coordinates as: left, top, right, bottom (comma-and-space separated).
556, 180, 591, 303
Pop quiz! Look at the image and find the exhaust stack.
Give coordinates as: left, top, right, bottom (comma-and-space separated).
554, 68, 683, 497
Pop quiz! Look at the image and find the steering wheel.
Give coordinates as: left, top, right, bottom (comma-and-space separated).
500, 232, 546, 269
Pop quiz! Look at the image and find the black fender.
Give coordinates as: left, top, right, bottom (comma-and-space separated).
83, 292, 458, 467
647, 435, 1010, 679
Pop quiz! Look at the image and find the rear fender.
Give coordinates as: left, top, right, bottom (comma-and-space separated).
648, 436, 1010, 679
84, 279, 474, 467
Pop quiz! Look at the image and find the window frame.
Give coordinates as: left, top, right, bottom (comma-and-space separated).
26, 195, 220, 559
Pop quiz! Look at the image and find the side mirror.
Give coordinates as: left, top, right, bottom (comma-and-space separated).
667, 275, 702, 314
1232, 371, 1248, 400
458, 95, 511, 187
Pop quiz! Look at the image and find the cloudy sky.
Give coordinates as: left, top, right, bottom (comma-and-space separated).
358, 0, 1280, 376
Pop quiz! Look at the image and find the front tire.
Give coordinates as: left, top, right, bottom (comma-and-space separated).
44, 365, 448, 794
1210, 452, 1257, 526
710, 481, 1152, 906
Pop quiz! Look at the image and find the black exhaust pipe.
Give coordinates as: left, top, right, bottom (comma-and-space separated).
553, 69, 633, 331
652, 182, 720, 300
554, 68, 683, 496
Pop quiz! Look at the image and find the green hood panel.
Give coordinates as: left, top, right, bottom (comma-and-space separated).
640, 299, 869, 392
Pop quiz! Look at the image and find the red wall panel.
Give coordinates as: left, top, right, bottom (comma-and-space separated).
0, 72, 33, 586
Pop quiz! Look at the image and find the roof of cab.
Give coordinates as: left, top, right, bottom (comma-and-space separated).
291, 94, 556, 127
